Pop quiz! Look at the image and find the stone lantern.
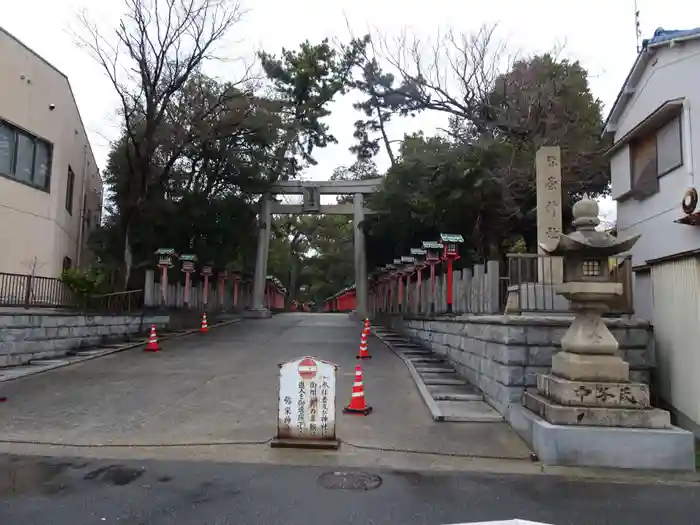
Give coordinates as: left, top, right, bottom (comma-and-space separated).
515, 198, 695, 470
524, 198, 669, 423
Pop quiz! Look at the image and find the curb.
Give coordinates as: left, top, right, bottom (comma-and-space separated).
371, 329, 445, 421
0, 319, 242, 384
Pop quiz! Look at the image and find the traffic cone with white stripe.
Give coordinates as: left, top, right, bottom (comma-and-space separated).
200, 312, 209, 333
364, 318, 371, 332
343, 364, 372, 415
356, 329, 371, 359
145, 325, 160, 352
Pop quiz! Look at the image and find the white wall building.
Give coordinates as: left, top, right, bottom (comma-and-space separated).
0, 26, 102, 279
605, 27, 700, 435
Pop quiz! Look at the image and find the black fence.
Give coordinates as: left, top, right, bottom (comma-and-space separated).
0, 271, 143, 313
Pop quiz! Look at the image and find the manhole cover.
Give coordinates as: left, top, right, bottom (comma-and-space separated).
317, 471, 382, 490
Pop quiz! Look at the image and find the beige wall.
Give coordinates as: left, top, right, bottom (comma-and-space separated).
0, 27, 102, 278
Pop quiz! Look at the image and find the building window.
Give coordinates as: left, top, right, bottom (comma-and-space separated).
66, 166, 75, 214
62, 256, 72, 272
630, 115, 683, 199
0, 119, 52, 191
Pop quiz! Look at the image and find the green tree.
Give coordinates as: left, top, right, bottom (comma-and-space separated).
77, 0, 246, 288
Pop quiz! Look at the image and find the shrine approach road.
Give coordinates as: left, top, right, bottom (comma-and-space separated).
2, 313, 700, 524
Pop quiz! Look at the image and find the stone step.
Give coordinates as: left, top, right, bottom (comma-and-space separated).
409, 357, 446, 364
74, 349, 108, 357
401, 350, 432, 355
436, 400, 503, 422
392, 343, 422, 348
415, 365, 455, 374
420, 374, 467, 386
427, 384, 483, 401
30, 359, 70, 366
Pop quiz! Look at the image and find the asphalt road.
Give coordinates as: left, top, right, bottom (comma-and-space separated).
1, 453, 700, 525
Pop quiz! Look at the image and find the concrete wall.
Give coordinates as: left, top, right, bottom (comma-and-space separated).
0, 312, 169, 367
0, 27, 102, 277
388, 314, 653, 419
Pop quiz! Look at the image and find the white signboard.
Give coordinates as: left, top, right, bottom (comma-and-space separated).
275, 357, 338, 445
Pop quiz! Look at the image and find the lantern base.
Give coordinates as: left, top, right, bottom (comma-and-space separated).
245, 308, 272, 319
510, 403, 694, 471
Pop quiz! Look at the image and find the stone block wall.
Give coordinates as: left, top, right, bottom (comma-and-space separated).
0, 313, 169, 367
388, 314, 653, 418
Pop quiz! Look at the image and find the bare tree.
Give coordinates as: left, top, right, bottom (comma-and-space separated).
75, 0, 247, 289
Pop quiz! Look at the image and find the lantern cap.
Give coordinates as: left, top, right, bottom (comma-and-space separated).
439, 233, 464, 244
410, 248, 427, 255
400, 256, 415, 263
422, 241, 442, 249
155, 248, 177, 256
179, 254, 198, 262
539, 197, 640, 257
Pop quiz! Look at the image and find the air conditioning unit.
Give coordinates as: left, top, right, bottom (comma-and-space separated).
675, 187, 700, 225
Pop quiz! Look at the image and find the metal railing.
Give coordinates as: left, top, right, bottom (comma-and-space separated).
83, 290, 144, 313
503, 253, 634, 315
0, 271, 144, 313
0, 272, 75, 308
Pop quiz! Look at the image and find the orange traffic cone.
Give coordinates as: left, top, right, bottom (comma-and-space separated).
356, 329, 371, 359
364, 318, 371, 331
344, 364, 372, 415
200, 312, 209, 333
145, 325, 160, 352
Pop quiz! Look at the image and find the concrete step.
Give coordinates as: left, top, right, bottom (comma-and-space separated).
392, 343, 422, 348
30, 359, 70, 366
74, 349, 108, 357
435, 400, 503, 422
409, 357, 446, 364
427, 384, 483, 401
415, 365, 455, 374
420, 374, 467, 386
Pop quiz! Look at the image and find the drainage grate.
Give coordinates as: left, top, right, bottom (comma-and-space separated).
317, 471, 383, 491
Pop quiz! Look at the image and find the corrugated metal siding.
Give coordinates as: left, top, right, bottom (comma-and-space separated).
651, 257, 700, 425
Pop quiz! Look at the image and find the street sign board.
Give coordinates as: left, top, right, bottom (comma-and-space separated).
272, 356, 339, 449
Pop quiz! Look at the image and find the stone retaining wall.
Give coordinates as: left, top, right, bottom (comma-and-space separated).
0, 312, 169, 367
387, 314, 654, 419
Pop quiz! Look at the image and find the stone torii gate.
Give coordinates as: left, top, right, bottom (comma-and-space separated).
249, 178, 381, 318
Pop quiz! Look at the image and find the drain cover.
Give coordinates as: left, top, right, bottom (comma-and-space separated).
317, 471, 382, 490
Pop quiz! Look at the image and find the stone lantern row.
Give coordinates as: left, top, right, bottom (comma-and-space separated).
369, 233, 464, 315
153, 248, 247, 309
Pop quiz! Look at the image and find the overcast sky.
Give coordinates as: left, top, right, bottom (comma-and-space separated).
3, 0, 700, 222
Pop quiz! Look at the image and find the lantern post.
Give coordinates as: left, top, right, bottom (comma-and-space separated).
439, 233, 464, 314
155, 248, 177, 307
422, 241, 442, 314
410, 248, 427, 313
179, 254, 198, 308
400, 256, 415, 313
201, 264, 213, 308
393, 258, 404, 312
385, 264, 397, 312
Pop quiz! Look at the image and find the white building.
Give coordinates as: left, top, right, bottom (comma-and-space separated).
0, 26, 102, 278
604, 27, 700, 435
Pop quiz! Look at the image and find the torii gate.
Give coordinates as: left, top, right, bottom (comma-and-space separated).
249, 178, 381, 318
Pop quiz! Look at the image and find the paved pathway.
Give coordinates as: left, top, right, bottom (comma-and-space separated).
0, 313, 531, 470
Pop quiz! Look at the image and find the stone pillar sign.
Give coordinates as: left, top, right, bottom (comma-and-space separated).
271, 357, 339, 449
535, 146, 563, 284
